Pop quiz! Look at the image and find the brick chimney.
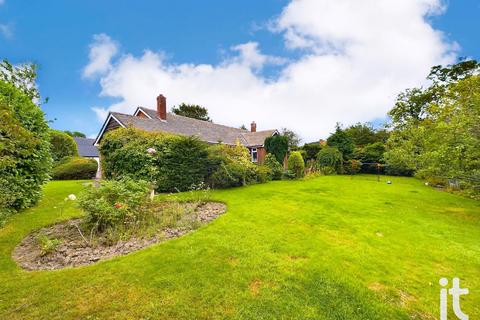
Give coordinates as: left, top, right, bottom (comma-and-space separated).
250, 121, 257, 132
156, 94, 167, 120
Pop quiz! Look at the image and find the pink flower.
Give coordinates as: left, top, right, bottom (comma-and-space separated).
147, 147, 156, 154
114, 203, 122, 209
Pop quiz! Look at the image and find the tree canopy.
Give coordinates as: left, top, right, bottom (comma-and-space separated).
172, 103, 211, 122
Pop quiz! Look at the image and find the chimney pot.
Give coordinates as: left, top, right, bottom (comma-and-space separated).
250, 121, 257, 132
157, 94, 167, 120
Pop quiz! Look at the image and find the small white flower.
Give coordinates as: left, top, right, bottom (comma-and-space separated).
147, 147, 157, 154
68, 194, 76, 201
425, 182, 429, 186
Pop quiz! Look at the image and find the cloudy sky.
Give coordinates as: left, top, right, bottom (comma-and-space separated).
1, 0, 479, 141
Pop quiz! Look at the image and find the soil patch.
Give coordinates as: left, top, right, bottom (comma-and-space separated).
13, 202, 226, 271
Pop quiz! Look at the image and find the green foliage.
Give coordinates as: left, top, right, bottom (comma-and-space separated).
37, 235, 61, 256
316, 146, 343, 174
207, 143, 258, 188
301, 142, 323, 162
52, 157, 98, 180
78, 178, 151, 233
255, 165, 272, 183
287, 151, 305, 179
344, 160, 362, 175
0, 59, 44, 102
0, 80, 52, 223
345, 123, 378, 146
265, 134, 289, 164
99, 128, 210, 192
327, 124, 354, 159
50, 129, 78, 162
172, 103, 211, 121
263, 153, 283, 180
64, 130, 86, 138
280, 127, 301, 149
353, 142, 385, 164
385, 63, 480, 194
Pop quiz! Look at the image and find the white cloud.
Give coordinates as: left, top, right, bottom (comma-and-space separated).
82, 33, 119, 78
86, 0, 456, 141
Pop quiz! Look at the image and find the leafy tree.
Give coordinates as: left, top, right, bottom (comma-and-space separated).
326, 123, 354, 159
265, 135, 289, 164
0, 80, 52, 224
50, 130, 78, 162
385, 64, 480, 194
264, 153, 283, 180
353, 142, 385, 164
345, 123, 377, 146
280, 128, 301, 149
287, 151, 305, 178
64, 130, 86, 138
301, 142, 323, 162
316, 146, 343, 174
172, 103, 211, 121
0, 59, 44, 102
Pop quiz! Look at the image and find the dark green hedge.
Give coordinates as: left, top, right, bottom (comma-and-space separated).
99, 128, 210, 192
52, 157, 98, 180
0, 80, 52, 224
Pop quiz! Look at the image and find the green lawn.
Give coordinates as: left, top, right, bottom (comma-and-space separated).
0, 176, 479, 319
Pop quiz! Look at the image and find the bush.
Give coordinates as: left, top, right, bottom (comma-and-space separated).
287, 151, 305, 179
99, 128, 209, 192
301, 143, 322, 162
78, 178, 151, 233
50, 129, 78, 162
265, 135, 289, 164
256, 165, 272, 183
207, 143, 258, 188
0, 80, 52, 224
52, 157, 98, 180
344, 160, 362, 175
264, 153, 283, 180
317, 147, 343, 174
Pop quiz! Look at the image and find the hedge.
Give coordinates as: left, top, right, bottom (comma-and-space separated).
99, 128, 210, 192
52, 157, 98, 180
50, 129, 78, 162
0, 80, 52, 225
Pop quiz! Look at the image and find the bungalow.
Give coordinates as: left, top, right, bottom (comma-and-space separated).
94, 94, 279, 164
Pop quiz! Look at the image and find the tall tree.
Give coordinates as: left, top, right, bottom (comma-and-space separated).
326, 123, 354, 160
280, 128, 302, 150
0, 59, 44, 103
172, 103, 211, 122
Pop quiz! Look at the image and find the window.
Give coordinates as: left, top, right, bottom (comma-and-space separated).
251, 148, 258, 162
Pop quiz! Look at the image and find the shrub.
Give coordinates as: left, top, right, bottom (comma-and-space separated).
99, 128, 209, 192
256, 165, 272, 183
0, 80, 52, 224
344, 160, 362, 175
301, 142, 323, 162
52, 157, 98, 180
50, 129, 78, 162
264, 153, 283, 180
265, 135, 289, 164
287, 151, 305, 179
317, 147, 343, 174
207, 143, 258, 188
78, 178, 151, 233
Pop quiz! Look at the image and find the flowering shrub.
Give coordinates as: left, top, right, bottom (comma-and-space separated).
77, 178, 151, 233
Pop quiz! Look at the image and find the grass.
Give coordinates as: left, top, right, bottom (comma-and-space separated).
0, 176, 479, 319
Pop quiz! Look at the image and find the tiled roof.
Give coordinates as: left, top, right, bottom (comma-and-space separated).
74, 137, 99, 157
107, 107, 276, 147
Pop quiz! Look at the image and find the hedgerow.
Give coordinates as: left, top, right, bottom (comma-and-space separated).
0, 80, 52, 225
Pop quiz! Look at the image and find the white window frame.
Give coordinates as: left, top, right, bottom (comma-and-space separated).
251, 147, 258, 163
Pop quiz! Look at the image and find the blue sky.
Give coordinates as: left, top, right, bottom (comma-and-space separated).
1, 0, 479, 140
